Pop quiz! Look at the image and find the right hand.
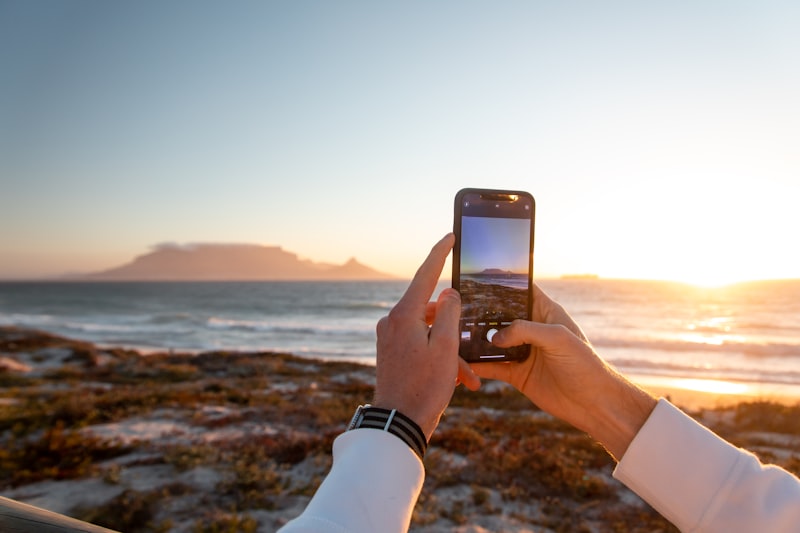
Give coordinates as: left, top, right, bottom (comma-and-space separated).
463, 284, 657, 459
374, 233, 465, 442
465, 284, 610, 431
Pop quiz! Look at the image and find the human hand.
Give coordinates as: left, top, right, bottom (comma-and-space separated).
465, 284, 656, 459
374, 233, 478, 442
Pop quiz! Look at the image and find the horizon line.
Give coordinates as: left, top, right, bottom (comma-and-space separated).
2, 275, 799, 287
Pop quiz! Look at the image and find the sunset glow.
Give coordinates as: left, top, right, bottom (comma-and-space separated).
672, 379, 751, 396
1, 3, 799, 283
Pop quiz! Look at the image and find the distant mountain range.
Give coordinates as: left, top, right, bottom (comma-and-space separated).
464, 268, 519, 276
82, 243, 395, 281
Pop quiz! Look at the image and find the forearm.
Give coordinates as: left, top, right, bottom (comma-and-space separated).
582, 367, 658, 460
279, 430, 424, 533
614, 399, 800, 531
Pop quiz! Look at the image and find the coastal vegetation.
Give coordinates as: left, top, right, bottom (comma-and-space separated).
1, 326, 799, 531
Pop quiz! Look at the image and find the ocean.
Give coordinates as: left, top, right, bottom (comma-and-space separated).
1, 279, 800, 393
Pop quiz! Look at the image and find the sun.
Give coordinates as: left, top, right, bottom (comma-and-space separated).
675, 271, 747, 289
656, 261, 767, 289
556, 173, 800, 286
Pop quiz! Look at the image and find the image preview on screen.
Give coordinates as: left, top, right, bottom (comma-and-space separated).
458, 214, 531, 359
459, 216, 531, 276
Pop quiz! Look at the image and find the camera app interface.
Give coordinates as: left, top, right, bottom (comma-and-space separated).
459, 196, 532, 360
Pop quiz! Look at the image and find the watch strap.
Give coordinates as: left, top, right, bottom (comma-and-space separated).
347, 405, 427, 460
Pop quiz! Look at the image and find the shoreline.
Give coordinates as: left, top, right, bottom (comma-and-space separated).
5, 323, 800, 411
629, 373, 800, 410
145, 340, 800, 409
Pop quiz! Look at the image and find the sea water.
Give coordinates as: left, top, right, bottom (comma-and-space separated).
1, 279, 799, 390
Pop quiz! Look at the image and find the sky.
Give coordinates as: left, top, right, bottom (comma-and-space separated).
2, 0, 799, 285
461, 217, 531, 275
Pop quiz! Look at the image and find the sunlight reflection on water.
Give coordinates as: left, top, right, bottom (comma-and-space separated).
671, 378, 751, 395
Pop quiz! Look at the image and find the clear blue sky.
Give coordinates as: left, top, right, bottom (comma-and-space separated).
461, 217, 530, 274
2, 1, 799, 283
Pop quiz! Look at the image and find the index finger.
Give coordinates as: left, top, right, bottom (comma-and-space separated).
395, 233, 455, 311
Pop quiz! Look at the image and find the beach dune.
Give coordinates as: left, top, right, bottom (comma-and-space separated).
0, 327, 798, 532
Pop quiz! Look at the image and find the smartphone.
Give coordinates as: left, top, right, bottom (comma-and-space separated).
452, 188, 535, 362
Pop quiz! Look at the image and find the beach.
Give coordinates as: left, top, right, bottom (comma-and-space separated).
1, 326, 799, 532
628, 373, 800, 411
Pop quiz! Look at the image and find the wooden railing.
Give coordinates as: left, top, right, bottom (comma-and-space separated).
0, 496, 118, 532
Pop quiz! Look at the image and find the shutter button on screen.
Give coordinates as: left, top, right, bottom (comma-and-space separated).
486, 328, 499, 342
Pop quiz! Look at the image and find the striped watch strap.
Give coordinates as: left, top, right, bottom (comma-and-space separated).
347, 405, 428, 460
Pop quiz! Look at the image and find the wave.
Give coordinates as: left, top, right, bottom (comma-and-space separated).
0, 313, 135, 334
147, 312, 197, 325
0, 312, 56, 327
339, 302, 394, 311
677, 319, 800, 335
591, 335, 800, 358
3, 280, 799, 384
609, 357, 800, 386
62, 321, 140, 333
0, 312, 197, 338
308, 300, 396, 313
205, 317, 372, 337
462, 274, 529, 290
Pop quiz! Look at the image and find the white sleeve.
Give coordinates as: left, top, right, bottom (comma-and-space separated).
278, 429, 424, 533
613, 398, 800, 532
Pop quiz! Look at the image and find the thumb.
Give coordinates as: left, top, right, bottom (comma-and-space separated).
491, 320, 537, 347
494, 320, 587, 356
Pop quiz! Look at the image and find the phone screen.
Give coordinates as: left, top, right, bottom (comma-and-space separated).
453, 189, 535, 362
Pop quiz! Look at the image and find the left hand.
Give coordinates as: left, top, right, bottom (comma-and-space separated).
374, 233, 478, 441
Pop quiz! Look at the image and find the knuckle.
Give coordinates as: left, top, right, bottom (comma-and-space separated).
376, 315, 389, 336
386, 303, 410, 323
380, 305, 410, 335
552, 323, 574, 341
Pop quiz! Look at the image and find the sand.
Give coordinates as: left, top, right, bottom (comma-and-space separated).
630, 373, 800, 410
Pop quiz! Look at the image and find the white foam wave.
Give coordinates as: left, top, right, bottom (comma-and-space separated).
610, 357, 800, 386
205, 317, 372, 337
0, 312, 56, 327
591, 335, 800, 358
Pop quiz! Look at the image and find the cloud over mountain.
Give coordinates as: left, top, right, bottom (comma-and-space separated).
84, 243, 394, 281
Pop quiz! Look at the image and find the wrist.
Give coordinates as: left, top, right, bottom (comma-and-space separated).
585, 373, 657, 460
347, 405, 428, 460
372, 396, 440, 442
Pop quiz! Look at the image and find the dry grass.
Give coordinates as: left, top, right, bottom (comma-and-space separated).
1, 326, 798, 532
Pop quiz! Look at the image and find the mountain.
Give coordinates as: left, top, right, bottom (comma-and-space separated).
83, 243, 395, 281
479, 268, 514, 275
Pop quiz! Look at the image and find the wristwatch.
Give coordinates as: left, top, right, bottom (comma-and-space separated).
347, 404, 428, 460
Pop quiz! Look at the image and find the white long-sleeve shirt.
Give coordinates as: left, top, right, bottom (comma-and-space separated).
614, 399, 800, 532
279, 429, 424, 532
280, 399, 800, 532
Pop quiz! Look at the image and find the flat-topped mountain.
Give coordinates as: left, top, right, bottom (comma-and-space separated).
84, 243, 394, 281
